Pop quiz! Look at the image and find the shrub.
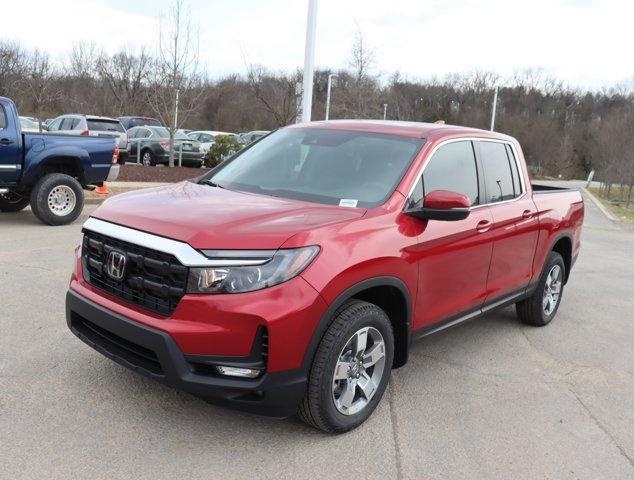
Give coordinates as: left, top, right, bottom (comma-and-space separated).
204, 135, 243, 168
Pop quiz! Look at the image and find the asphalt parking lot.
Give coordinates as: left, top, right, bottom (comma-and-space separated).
1, 184, 633, 480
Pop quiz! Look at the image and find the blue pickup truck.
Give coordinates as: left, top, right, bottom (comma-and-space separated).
0, 97, 119, 225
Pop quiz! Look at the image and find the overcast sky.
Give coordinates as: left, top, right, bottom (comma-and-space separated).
3, 0, 632, 89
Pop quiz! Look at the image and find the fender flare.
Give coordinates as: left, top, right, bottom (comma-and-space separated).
301, 276, 412, 372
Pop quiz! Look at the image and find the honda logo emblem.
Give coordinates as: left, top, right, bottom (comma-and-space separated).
105, 250, 126, 281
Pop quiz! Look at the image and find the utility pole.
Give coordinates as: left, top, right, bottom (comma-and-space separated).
383, 103, 388, 120
490, 86, 498, 131
325, 73, 337, 120
301, 0, 318, 123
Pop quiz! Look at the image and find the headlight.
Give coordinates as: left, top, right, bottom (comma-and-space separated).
187, 246, 319, 294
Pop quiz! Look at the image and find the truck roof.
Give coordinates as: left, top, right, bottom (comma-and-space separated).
290, 119, 514, 142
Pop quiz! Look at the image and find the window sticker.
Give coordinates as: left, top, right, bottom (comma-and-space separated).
339, 199, 358, 208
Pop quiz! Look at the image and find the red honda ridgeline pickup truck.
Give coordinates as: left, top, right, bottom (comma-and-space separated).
66, 121, 584, 433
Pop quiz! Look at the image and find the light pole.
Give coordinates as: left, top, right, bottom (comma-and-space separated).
383, 103, 388, 120
490, 86, 498, 131
325, 73, 337, 120
301, 0, 319, 123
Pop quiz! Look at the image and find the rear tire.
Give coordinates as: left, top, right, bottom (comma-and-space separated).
298, 300, 394, 433
29, 173, 84, 226
141, 150, 156, 166
516, 251, 565, 326
0, 192, 30, 212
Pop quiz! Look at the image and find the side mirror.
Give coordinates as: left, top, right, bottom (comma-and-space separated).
406, 189, 471, 221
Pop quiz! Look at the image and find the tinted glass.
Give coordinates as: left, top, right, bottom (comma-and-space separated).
60, 118, 74, 130
505, 144, 522, 197
48, 118, 62, 131
0, 106, 6, 129
87, 120, 124, 133
417, 141, 479, 206
148, 127, 170, 138
199, 133, 213, 142
128, 117, 162, 128
480, 141, 515, 203
210, 128, 424, 207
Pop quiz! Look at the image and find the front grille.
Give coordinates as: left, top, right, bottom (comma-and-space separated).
71, 312, 163, 376
82, 230, 188, 316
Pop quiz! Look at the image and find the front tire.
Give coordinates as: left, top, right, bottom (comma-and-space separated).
29, 173, 84, 226
299, 300, 394, 433
0, 191, 30, 212
516, 251, 565, 326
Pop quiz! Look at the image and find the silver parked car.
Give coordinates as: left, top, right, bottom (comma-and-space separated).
47, 114, 128, 155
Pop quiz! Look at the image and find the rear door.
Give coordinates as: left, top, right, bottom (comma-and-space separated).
0, 103, 21, 183
410, 140, 495, 329
477, 140, 539, 302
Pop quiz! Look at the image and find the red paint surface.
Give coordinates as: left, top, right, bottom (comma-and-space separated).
71, 122, 584, 372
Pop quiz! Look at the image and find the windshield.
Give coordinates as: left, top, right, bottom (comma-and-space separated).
208, 128, 424, 207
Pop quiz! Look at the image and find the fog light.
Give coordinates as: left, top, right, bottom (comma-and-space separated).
216, 366, 261, 378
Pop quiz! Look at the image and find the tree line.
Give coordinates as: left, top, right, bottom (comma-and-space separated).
1, 34, 632, 199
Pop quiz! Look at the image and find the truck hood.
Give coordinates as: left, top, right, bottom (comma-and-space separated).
91, 181, 366, 249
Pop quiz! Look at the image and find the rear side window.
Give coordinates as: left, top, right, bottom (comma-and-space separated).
0, 106, 7, 129
479, 141, 516, 203
505, 144, 522, 197
409, 141, 479, 207
87, 120, 125, 133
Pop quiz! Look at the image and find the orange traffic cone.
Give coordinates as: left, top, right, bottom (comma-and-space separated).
95, 183, 109, 196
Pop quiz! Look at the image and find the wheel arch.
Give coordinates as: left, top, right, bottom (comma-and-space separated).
550, 234, 573, 283
302, 276, 412, 372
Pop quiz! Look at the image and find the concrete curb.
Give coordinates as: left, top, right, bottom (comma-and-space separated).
582, 187, 619, 222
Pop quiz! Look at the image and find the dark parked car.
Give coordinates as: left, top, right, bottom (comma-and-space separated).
126, 126, 204, 167
118, 116, 164, 130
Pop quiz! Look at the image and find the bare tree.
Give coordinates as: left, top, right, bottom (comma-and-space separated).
146, 0, 204, 167
18, 49, 60, 120
96, 48, 151, 115
246, 65, 301, 127
0, 40, 26, 97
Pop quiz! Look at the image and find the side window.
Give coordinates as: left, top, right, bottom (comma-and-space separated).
505, 144, 522, 197
480, 141, 516, 203
200, 134, 212, 143
59, 118, 74, 130
0, 105, 7, 129
70, 118, 81, 130
48, 118, 62, 131
409, 141, 479, 208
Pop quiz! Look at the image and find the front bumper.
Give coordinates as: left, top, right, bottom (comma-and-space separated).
66, 290, 307, 417
106, 165, 120, 182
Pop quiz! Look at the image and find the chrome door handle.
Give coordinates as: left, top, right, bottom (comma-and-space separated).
522, 210, 534, 219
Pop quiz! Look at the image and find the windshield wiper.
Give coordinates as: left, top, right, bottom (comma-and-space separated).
200, 179, 225, 189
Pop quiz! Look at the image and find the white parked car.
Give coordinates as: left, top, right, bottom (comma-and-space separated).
47, 114, 128, 155
187, 130, 238, 153
19, 116, 40, 132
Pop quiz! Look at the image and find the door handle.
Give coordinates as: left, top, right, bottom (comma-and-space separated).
522, 210, 534, 219
0, 138, 14, 145
476, 219, 492, 233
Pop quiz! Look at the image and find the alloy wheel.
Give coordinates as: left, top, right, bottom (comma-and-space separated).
543, 264, 562, 315
332, 326, 386, 415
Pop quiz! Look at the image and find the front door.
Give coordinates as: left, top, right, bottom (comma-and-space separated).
0, 103, 21, 184
409, 140, 495, 330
